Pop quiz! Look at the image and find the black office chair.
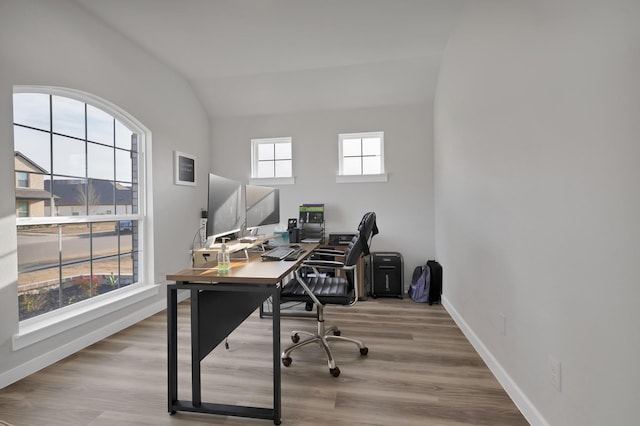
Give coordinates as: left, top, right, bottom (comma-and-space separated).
280, 212, 378, 377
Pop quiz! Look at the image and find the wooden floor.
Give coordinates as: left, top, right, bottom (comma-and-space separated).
0, 298, 527, 426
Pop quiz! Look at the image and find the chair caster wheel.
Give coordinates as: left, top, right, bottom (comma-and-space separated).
330, 367, 341, 377
360, 347, 369, 356
282, 357, 292, 367
333, 330, 341, 336
291, 333, 300, 343
170, 410, 176, 415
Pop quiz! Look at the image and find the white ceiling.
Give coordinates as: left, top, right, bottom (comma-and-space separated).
73, 0, 466, 118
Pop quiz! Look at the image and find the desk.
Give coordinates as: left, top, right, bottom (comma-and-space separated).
166, 243, 318, 425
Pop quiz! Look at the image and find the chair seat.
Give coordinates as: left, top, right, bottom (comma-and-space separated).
281, 276, 353, 305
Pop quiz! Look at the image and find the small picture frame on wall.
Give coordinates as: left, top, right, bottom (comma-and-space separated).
174, 150, 196, 186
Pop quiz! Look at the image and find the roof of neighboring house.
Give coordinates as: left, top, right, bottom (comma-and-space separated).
44, 179, 132, 206
15, 187, 57, 201
14, 151, 49, 174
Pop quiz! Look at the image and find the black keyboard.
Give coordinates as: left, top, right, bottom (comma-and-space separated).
261, 246, 295, 261
283, 248, 306, 261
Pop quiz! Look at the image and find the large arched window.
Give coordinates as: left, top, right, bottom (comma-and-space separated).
13, 87, 147, 321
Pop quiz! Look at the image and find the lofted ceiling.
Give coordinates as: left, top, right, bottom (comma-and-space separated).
73, 0, 466, 118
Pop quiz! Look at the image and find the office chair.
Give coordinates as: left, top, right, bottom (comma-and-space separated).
280, 212, 378, 377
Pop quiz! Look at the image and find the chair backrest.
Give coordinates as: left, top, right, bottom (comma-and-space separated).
344, 212, 378, 267
357, 212, 378, 256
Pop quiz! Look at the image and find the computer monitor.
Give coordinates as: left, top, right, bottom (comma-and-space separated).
206, 173, 245, 240
245, 184, 280, 231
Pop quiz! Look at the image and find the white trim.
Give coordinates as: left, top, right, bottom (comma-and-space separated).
13, 283, 160, 351
249, 177, 295, 186
16, 214, 141, 226
1, 290, 165, 390
336, 173, 388, 183
442, 295, 549, 426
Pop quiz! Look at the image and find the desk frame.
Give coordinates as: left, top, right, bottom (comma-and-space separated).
167, 282, 281, 423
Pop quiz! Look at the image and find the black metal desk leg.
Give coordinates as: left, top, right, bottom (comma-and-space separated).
272, 287, 281, 425
167, 286, 178, 413
191, 289, 202, 407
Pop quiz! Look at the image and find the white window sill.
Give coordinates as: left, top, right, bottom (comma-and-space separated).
13, 283, 160, 351
336, 173, 388, 183
249, 177, 295, 186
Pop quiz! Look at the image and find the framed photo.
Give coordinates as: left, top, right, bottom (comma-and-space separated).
174, 150, 196, 186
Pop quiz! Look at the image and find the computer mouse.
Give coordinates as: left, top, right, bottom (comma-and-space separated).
290, 244, 299, 248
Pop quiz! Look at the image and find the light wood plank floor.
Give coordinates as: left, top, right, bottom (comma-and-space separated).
0, 298, 527, 425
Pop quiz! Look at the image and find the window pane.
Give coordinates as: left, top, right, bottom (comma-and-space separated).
257, 161, 274, 178
14, 126, 51, 172
115, 183, 133, 214
18, 264, 61, 320
16, 172, 50, 217
275, 159, 292, 177
52, 96, 85, 139
274, 143, 291, 160
87, 104, 114, 145
87, 179, 114, 215
17, 225, 61, 319
343, 157, 362, 175
13, 93, 50, 131
118, 252, 135, 289
87, 143, 114, 181
50, 176, 87, 216
342, 139, 362, 156
115, 148, 132, 183
362, 156, 382, 174
61, 223, 92, 305
362, 138, 381, 156
258, 143, 274, 161
53, 135, 85, 177
115, 120, 133, 150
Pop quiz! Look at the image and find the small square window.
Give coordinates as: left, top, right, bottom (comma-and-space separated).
251, 137, 293, 180
338, 132, 386, 183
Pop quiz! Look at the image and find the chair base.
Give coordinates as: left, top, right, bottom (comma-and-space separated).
280, 306, 368, 377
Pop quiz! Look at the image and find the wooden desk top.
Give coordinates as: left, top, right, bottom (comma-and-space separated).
167, 243, 319, 285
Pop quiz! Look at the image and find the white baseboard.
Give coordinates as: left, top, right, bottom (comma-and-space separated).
441, 295, 548, 426
0, 299, 166, 389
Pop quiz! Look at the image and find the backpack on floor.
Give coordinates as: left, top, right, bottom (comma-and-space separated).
408, 264, 430, 303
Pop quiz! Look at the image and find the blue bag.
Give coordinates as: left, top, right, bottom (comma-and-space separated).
408, 264, 430, 303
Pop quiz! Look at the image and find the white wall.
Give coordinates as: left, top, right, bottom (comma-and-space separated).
211, 104, 435, 287
435, 1, 640, 424
0, 0, 209, 384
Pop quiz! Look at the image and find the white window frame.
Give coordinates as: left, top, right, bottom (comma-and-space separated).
337, 131, 388, 183
12, 85, 158, 350
250, 136, 294, 185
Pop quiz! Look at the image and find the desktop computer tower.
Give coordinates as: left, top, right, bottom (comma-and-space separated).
370, 252, 403, 299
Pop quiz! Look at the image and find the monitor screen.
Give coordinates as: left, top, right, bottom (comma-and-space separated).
206, 173, 245, 239
245, 184, 280, 229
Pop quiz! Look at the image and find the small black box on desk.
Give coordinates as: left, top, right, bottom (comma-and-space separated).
370, 252, 403, 299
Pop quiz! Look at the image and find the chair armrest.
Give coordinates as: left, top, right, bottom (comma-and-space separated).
313, 248, 345, 257
302, 259, 344, 269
